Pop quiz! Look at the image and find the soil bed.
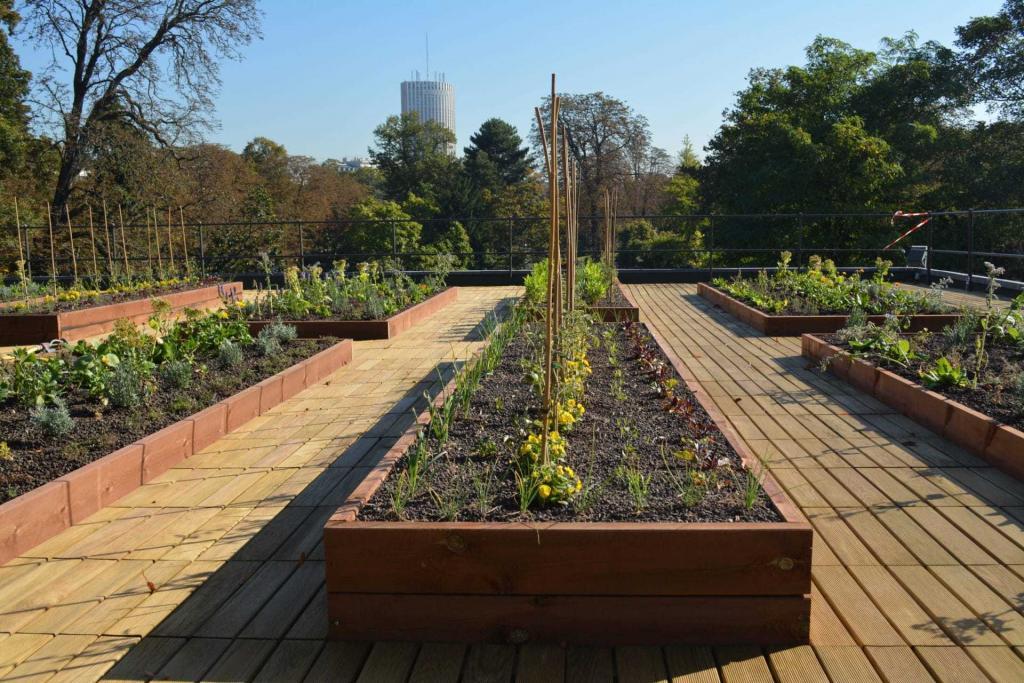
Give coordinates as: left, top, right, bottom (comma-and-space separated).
361, 319, 781, 524
0, 337, 334, 502
824, 331, 1024, 431
2, 277, 223, 314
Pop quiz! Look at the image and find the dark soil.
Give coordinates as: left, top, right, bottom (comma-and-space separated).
0, 338, 334, 502
591, 282, 633, 309
824, 331, 1024, 430
3, 277, 224, 314
361, 321, 782, 523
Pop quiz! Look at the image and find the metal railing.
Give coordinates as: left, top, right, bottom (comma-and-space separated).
7, 208, 1024, 288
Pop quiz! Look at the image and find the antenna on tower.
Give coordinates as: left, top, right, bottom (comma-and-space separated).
425, 33, 430, 80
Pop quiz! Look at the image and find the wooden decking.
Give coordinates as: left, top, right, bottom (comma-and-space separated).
1, 284, 1024, 681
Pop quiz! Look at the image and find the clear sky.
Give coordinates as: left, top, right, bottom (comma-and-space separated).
13, 0, 1004, 162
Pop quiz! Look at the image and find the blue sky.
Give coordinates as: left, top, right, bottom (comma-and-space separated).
14, 0, 1003, 161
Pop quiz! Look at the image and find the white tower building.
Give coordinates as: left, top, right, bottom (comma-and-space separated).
400, 75, 456, 153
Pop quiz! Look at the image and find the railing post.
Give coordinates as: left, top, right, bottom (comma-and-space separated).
926, 218, 934, 286
966, 209, 975, 292
392, 222, 397, 260
707, 215, 715, 280
24, 224, 32, 279
298, 223, 305, 268
797, 212, 804, 269
508, 218, 514, 275
198, 222, 207, 277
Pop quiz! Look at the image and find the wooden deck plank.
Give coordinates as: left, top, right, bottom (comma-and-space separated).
253, 640, 324, 682
462, 643, 517, 683
616, 646, 668, 683
514, 643, 565, 683
664, 645, 721, 683
408, 642, 467, 683
812, 646, 882, 682
565, 646, 614, 683
715, 645, 773, 683
766, 645, 829, 682
864, 646, 936, 683
353, 641, 420, 683
915, 646, 990, 683
303, 641, 370, 683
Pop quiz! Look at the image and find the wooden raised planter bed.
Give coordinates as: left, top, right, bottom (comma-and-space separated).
802, 334, 1024, 480
0, 338, 353, 565
698, 283, 960, 336
323, 325, 812, 645
0, 282, 243, 346
247, 286, 458, 341
589, 281, 640, 322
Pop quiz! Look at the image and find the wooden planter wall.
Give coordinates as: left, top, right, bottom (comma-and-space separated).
0, 339, 353, 566
698, 283, 960, 336
589, 281, 640, 322
0, 282, 243, 346
323, 323, 812, 645
802, 334, 1024, 480
247, 287, 458, 340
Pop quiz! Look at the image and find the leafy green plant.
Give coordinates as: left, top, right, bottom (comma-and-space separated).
920, 357, 970, 389
576, 257, 612, 305
523, 260, 548, 305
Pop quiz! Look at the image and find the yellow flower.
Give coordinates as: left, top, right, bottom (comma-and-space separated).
218, 311, 229, 319
538, 484, 552, 500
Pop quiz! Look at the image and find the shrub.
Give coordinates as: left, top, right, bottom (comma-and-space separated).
108, 362, 148, 408
523, 260, 548, 305
31, 398, 74, 438
576, 258, 612, 305
255, 327, 282, 356
159, 360, 193, 390
218, 339, 244, 367
264, 321, 298, 344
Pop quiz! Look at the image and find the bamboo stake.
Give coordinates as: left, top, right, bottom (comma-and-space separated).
64, 204, 79, 283
13, 197, 28, 301
534, 107, 551, 178
151, 207, 163, 276
102, 200, 114, 278
45, 202, 58, 296
166, 207, 175, 273
87, 205, 100, 283
178, 207, 191, 277
116, 204, 130, 277
541, 76, 560, 468
143, 207, 152, 275
565, 126, 573, 313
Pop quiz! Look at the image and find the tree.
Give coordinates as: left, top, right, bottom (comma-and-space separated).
464, 118, 532, 188
368, 112, 458, 204
0, 0, 30, 178
532, 92, 655, 246
956, 0, 1024, 120
23, 0, 262, 214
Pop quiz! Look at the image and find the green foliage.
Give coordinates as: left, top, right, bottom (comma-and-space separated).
464, 118, 532, 188
576, 257, 613, 305
241, 261, 447, 322
369, 112, 459, 203
31, 398, 73, 438
523, 260, 548, 306
159, 360, 193, 390
217, 339, 244, 368
714, 253, 950, 316
108, 360, 151, 409
920, 357, 970, 388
